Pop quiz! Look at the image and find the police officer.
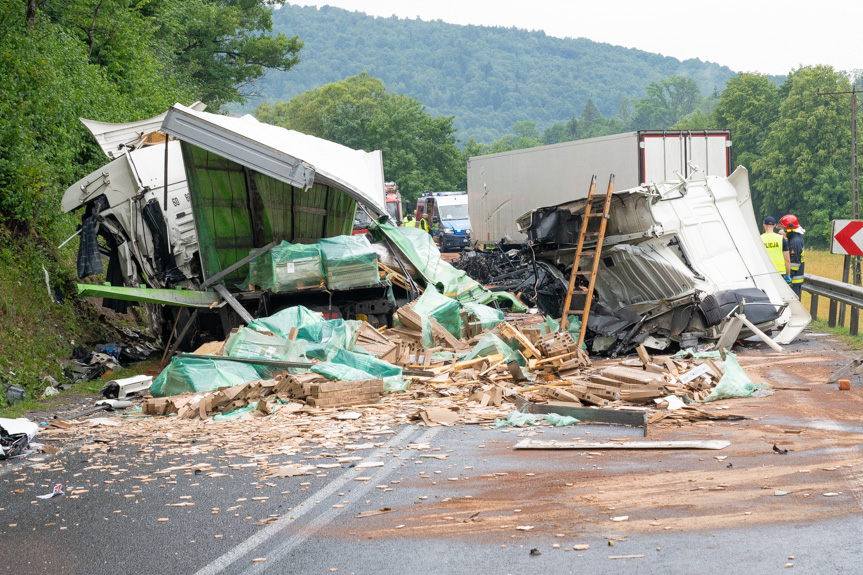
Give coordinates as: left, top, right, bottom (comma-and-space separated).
760, 216, 791, 284
417, 211, 430, 233
780, 214, 805, 297
403, 213, 416, 228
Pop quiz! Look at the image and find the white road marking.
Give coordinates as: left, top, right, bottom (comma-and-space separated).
239, 426, 442, 574
193, 425, 431, 575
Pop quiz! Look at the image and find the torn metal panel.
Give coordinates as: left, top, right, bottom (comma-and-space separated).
515, 168, 810, 347
80, 101, 206, 159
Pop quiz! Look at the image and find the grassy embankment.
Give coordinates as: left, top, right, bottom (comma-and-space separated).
0, 226, 150, 416
800, 249, 863, 346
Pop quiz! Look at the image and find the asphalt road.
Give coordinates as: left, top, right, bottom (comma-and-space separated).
2, 330, 862, 574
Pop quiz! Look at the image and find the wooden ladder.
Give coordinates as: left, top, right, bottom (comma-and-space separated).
559, 174, 615, 349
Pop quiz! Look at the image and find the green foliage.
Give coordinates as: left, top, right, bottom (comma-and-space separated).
753, 66, 853, 248
632, 76, 704, 129
711, 73, 780, 175
255, 73, 464, 203
252, 5, 737, 142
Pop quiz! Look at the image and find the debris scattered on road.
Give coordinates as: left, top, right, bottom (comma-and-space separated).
36, 484, 65, 499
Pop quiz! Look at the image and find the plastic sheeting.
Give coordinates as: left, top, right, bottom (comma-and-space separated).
151, 356, 263, 397
494, 411, 579, 428
461, 302, 504, 332
224, 328, 300, 361
460, 333, 526, 367
312, 349, 406, 392
297, 319, 361, 361
319, 235, 380, 290
704, 353, 768, 402
247, 305, 324, 336
411, 285, 463, 347
268, 242, 323, 292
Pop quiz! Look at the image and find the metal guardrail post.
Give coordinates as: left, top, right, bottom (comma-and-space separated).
810, 293, 819, 320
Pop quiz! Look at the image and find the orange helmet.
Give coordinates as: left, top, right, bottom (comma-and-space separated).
780, 214, 800, 230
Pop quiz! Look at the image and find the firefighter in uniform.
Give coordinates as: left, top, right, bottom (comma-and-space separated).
403, 213, 416, 228
781, 214, 805, 298
760, 216, 791, 284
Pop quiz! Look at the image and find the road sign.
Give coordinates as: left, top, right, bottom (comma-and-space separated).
832, 220, 863, 256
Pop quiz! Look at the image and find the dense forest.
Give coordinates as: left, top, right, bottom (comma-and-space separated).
254, 4, 738, 142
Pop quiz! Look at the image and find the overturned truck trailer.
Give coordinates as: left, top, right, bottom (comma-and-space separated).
516, 168, 810, 351
68, 104, 401, 345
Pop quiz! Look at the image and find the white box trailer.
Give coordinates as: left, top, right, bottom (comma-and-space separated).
467, 130, 732, 245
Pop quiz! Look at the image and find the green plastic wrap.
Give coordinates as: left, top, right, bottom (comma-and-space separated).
704, 354, 768, 402
489, 291, 528, 313
312, 349, 406, 392
212, 402, 259, 422
247, 249, 274, 290
297, 319, 361, 361
460, 333, 526, 366
411, 285, 463, 347
269, 242, 323, 292
224, 328, 296, 360
247, 305, 325, 336
151, 357, 263, 397
493, 411, 579, 428
461, 302, 504, 332
318, 235, 380, 289
370, 222, 490, 304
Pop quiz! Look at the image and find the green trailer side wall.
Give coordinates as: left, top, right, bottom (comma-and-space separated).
181, 143, 356, 284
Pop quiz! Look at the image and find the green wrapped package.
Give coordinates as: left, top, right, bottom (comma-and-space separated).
462, 301, 504, 332
269, 242, 323, 292
318, 235, 380, 289
247, 305, 325, 336
312, 348, 407, 392
151, 356, 263, 397
223, 328, 296, 361
411, 285, 463, 347
460, 332, 526, 366
248, 249, 274, 290
297, 319, 361, 361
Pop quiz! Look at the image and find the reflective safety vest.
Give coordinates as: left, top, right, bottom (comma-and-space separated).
760, 232, 786, 274
403, 219, 415, 228
418, 218, 430, 232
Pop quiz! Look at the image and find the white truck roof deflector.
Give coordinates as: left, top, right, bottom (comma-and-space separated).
160, 104, 387, 216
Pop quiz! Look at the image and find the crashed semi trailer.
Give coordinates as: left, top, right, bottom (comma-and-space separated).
467, 130, 732, 245
75, 104, 397, 343
516, 168, 810, 348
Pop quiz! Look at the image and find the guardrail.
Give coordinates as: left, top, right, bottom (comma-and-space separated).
803, 274, 863, 335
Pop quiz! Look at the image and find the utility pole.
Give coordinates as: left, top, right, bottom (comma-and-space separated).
818, 85, 861, 332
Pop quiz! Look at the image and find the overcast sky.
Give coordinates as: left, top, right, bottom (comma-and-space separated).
296, 1, 861, 76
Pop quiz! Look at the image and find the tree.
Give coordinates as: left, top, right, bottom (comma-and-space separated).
632, 76, 702, 129
753, 66, 852, 247
710, 73, 779, 174
40, 0, 302, 109
255, 74, 464, 202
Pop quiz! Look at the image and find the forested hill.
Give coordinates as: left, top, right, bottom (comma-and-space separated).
258, 4, 737, 142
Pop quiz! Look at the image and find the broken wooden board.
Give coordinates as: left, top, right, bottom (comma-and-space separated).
498, 321, 541, 359
513, 439, 731, 450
